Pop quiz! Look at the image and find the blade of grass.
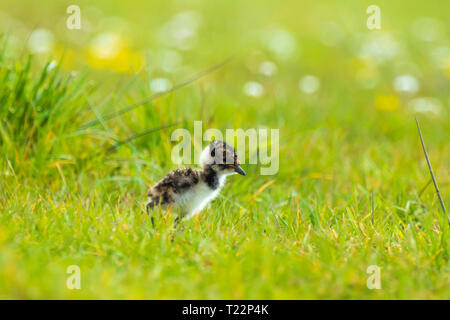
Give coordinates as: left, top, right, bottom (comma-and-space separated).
106, 122, 181, 153
80, 57, 232, 129
418, 178, 432, 198
415, 117, 446, 214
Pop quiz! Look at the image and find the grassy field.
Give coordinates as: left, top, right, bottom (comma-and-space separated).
0, 0, 449, 299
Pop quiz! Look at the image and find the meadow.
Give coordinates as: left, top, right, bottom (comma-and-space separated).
0, 0, 449, 299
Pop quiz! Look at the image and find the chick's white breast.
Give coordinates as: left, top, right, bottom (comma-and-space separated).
175, 176, 226, 219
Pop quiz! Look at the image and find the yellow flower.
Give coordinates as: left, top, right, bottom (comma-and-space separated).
309, 172, 332, 180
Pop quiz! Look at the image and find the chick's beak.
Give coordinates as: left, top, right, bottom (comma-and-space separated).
234, 165, 246, 176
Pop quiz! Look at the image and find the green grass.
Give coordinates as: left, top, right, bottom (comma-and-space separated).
0, 0, 449, 299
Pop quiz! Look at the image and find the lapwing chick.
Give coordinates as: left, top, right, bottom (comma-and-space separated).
146, 140, 246, 222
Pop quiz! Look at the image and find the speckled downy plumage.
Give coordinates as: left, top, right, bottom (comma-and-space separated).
146, 140, 246, 221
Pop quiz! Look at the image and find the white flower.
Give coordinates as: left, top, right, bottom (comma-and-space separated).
358, 33, 400, 63
28, 29, 54, 53
243, 81, 264, 98
259, 61, 278, 77
149, 78, 172, 92
408, 97, 442, 115
262, 27, 297, 60
46, 60, 58, 72
393, 75, 419, 94
157, 49, 182, 73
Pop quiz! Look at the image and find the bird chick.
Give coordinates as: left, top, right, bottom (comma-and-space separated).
146, 140, 246, 221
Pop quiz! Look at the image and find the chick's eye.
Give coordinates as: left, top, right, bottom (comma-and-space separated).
210, 149, 215, 157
